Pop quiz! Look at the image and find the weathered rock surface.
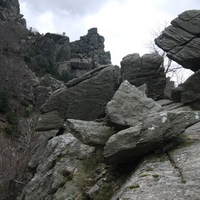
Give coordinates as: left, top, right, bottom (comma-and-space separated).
121, 53, 166, 100
19, 132, 121, 200
36, 110, 64, 131
155, 9, 200, 72
66, 119, 116, 146
36, 33, 71, 62
104, 110, 200, 164
0, 0, 26, 25
18, 133, 96, 200
37, 65, 121, 131
106, 80, 162, 128
70, 28, 111, 66
169, 69, 200, 110
112, 134, 200, 200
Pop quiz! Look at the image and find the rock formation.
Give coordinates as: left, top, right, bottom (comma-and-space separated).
36, 65, 121, 131
155, 10, 200, 109
34, 28, 111, 79
121, 53, 166, 100
155, 10, 200, 72
1, 1, 200, 199
0, 0, 26, 25
19, 80, 200, 200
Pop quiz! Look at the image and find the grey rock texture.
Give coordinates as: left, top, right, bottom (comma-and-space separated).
19, 132, 120, 200
0, 0, 25, 25
104, 110, 200, 164
178, 70, 200, 110
155, 9, 200, 72
18, 133, 96, 200
121, 53, 166, 100
33, 27, 111, 80
169, 69, 200, 110
36, 65, 121, 131
36, 33, 71, 62
106, 80, 162, 128
70, 28, 111, 66
66, 119, 116, 146
36, 110, 64, 131
112, 135, 200, 200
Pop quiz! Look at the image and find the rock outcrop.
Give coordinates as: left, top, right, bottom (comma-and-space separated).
0, 0, 26, 25
35, 28, 111, 79
121, 53, 166, 100
20, 79, 200, 199
155, 10, 200, 109
112, 138, 200, 199
70, 28, 111, 65
105, 80, 162, 128
155, 10, 200, 72
36, 65, 121, 131
35, 33, 71, 62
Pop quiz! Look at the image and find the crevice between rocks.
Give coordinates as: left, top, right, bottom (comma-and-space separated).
165, 152, 186, 184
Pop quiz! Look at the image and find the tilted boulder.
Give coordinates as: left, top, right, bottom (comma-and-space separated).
36, 65, 121, 131
121, 53, 166, 100
105, 80, 162, 128
155, 10, 200, 72
65, 119, 116, 146
111, 138, 200, 199
103, 110, 200, 164
177, 70, 200, 110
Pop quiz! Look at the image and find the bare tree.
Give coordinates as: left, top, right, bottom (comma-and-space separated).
146, 22, 193, 85
0, 114, 41, 200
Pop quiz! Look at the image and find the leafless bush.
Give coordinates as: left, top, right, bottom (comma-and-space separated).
0, 115, 41, 200
146, 22, 193, 85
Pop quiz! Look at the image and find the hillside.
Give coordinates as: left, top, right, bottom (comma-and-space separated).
1, 1, 200, 200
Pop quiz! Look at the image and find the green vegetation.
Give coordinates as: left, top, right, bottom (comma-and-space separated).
146, 166, 154, 171
126, 184, 140, 189
0, 91, 9, 113
24, 47, 75, 83
152, 174, 159, 178
94, 184, 113, 200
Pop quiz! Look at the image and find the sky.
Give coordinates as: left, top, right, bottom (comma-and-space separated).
18, 0, 199, 82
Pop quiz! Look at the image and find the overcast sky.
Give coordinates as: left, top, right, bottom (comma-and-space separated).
18, 0, 199, 81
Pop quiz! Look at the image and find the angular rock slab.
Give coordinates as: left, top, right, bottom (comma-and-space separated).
105, 80, 162, 128
66, 119, 116, 146
36, 110, 65, 131
18, 133, 96, 200
104, 111, 200, 164
111, 140, 200, 199
121, 53, 166, 100
155, 10, 200, 72
38, 65, 121, 131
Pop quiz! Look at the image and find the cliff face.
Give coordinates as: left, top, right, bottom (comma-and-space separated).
0, 0, 26, 25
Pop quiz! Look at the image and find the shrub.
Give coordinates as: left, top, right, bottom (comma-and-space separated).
0, 91, 9, 113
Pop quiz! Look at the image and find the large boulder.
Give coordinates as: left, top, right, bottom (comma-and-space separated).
65, 119, 116, 146
111, 131, 200, 199
18, 133, 96, 200
170, 70, 200, 110
121, 53, 166, 100
104, 110, 200, 164
70, 28, 111, 65
155, 10, 200, 72
105, 80, 162, 128
36, 65, 121, 131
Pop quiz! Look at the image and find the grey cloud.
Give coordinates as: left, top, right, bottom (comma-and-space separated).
156, 0, 200, 17
19, 0, 123, 16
